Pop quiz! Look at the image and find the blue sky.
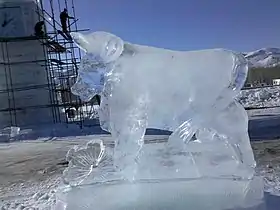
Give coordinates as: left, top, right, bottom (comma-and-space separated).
47, 0, 280, 52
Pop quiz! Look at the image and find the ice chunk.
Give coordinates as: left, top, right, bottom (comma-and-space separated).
56, 176, 265, 210
2, 126, 20, 137
0, 126, 20, 142
70, 31, 124, 64
70, 31, 255, 182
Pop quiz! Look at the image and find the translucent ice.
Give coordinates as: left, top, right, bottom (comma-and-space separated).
70, 31, 255, 182
56, 176, 265, 210
58, 31, 264, 210
63, 140, 115, 186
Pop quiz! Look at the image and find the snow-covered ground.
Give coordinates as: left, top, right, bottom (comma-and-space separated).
1, 135, 280, 210
239, 86, 280, 108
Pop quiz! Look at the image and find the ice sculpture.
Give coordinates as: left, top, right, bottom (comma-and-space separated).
57, 31, 265, 210
70, 31, 255, 180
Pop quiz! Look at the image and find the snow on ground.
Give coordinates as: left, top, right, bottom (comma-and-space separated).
247, 107, 280, 118
1, 136, 280, 210
252, 140, 280, 196
239, 86, 280, 108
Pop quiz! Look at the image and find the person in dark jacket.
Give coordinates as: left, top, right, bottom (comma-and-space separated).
95, 95, 101, 106
60, 8, 74, 34
34, 21, 45, 37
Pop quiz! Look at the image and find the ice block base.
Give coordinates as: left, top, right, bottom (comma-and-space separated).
55, 176, 265, 210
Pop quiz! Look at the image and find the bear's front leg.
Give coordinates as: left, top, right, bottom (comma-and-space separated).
110, 95, 148, 181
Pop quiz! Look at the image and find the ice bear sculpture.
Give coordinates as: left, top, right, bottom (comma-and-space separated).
69, 31, 256, 182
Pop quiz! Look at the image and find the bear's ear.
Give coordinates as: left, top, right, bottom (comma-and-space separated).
71, 32, 90, 53
71, 31, 124, 64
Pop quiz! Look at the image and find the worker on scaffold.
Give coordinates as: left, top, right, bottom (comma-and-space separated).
34, 21, 45, 37
60, 8, 74, 40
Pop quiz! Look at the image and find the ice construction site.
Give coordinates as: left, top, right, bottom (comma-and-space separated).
1, 0, 280, 210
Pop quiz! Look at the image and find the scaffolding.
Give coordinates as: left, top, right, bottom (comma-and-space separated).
0, 0, 99, 129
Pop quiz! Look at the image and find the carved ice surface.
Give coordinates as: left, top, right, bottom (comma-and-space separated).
63, 140, 115, 187
59, 31, 265, 209
70, 31, 255, 180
